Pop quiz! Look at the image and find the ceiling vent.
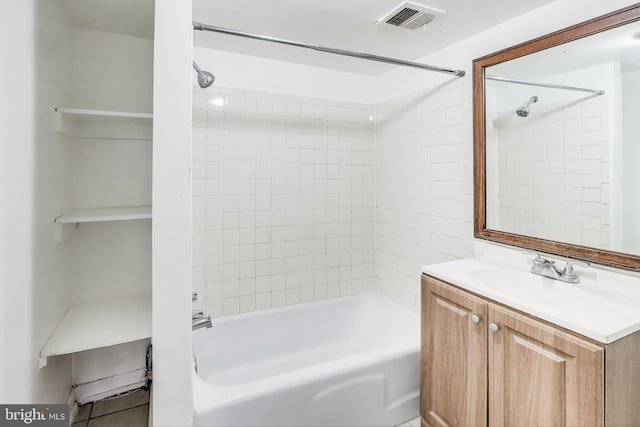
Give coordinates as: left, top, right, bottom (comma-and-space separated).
377, 1, 446, 30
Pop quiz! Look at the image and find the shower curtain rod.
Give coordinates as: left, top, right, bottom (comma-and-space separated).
486, 75, 605, 95
192, 21, 466, 77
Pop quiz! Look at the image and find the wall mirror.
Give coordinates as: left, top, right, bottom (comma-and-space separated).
474, 4, 640, 270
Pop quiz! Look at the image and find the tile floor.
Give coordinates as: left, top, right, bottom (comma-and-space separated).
396, 416, 422, 427
72, 388, 149, 427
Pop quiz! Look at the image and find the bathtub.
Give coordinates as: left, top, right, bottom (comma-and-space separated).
192, 292, 420, 427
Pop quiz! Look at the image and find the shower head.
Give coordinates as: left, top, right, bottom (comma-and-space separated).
193, 61, 215, 88
516, 95, 538, 117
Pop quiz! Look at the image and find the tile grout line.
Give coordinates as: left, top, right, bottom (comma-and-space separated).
89, 401, 149, 420
89, 402, 149, 420
87, 389, 150, 421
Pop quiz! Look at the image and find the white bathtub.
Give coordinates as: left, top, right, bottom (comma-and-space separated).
192, 292, 420, 427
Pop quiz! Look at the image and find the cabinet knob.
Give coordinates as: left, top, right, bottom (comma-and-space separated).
489, 323, 499, 333
471, 314, 480, 324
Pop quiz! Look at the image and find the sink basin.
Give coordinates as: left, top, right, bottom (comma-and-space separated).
467, 267, 547, 288
467, 266, 640, 308
422, 257, 640, 344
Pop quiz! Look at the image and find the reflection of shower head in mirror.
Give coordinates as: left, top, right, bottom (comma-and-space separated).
516, 96, 538, 117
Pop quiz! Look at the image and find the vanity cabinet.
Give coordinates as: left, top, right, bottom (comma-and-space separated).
421, 274, 640, 427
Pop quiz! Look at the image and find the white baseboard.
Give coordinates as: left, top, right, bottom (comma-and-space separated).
74, 368, 146, 405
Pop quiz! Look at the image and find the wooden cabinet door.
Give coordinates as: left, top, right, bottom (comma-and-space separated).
421, 275, 488, 427
488, 304, 604, 427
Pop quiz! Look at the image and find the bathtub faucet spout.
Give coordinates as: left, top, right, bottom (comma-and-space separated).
192, 310, 212, 331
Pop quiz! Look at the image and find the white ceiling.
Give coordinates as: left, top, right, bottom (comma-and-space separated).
193, 0, 555, 75
58, 0, 557, 76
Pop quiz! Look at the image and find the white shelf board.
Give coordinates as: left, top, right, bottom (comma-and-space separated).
55, 206, 152, 224
55, 107, 152, 120
41, 293, 151, 358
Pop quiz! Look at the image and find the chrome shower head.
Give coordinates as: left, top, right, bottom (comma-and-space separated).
516, 96, 538, 117
193, 61, 215, 88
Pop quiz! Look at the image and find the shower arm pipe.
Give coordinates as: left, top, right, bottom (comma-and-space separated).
192, 21, 465, 77
486, 75, 605, 95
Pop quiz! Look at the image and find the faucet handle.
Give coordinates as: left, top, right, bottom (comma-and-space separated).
522, 249, 553, 268
563, 259, 590, 275
523, 250, 559, 276
560, 259, 589, 283
522, 249, 541, 263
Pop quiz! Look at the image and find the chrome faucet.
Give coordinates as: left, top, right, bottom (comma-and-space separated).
527, 251, 589, 283
192, 310, 212, 331
192, 292, 212, 331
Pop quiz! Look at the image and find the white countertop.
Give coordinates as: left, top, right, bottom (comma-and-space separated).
422, 255, 640, 344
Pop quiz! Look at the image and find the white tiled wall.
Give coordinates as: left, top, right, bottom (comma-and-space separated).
192, 86, 376, 317
374, 80, 475, 311
486, 93, 611, 249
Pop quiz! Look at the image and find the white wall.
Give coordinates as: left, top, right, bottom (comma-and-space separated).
193, 47, 376, 104
1, 0, 74, 404
374, 80, 473, 311
192, 86, 376, 317
72, 28, 154, 113
152, 0, 194, 425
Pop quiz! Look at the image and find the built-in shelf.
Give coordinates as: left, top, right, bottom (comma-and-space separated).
40, 293, 151, 360
55, 206, 152, 224
55, 107, 153, 120
53, 107, 153, 138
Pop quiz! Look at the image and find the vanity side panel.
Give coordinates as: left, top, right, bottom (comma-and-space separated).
605, 330, 640, 426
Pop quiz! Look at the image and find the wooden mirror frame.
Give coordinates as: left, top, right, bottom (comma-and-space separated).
473, 3, 640, 270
